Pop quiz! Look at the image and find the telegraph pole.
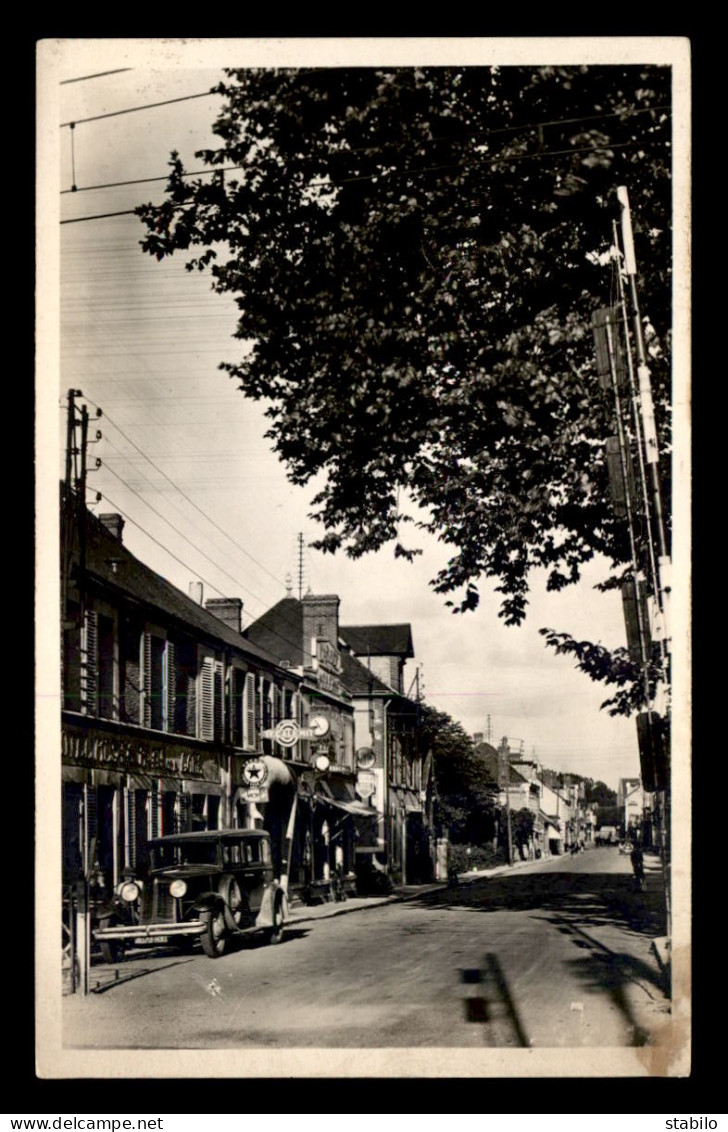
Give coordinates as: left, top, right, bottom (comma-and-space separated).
498, 737, 513, 866
592, 187, 672, 942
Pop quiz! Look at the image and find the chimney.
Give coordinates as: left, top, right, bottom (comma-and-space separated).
188, 581, 204, 606
205, 597, 243, 635
99, 513, 124, 542
302, 593, 340, 666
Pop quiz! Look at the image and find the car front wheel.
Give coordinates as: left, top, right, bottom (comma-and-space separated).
200, 907, 227, 958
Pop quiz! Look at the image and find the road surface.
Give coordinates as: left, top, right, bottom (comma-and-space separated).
63, 847, 669, 1049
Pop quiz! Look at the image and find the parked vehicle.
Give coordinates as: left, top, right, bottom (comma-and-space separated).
595, 826, 619, 846
93, 829, 289, 960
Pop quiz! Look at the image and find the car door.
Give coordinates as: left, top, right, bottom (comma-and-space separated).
237, 837, 268, 915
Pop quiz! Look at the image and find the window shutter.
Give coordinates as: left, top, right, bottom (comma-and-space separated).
244, 672, 256, 751
199, 656, 215, 741
214, 659, 224, 742
177, 792, 191, 834
83, 782, 98, 873
149, 782, 160, 839
185, 653, 197, 737
82, 609, 98, 716
164, 640, 176, 733
126, 789, 136, 869
142, 631, 152, 728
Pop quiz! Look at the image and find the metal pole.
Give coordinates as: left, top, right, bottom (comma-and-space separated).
281, 790, 298, 895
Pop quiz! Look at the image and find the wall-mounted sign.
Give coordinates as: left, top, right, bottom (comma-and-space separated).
242, 759, 268, 787
274, 720, 300, 748
240, 787, 269, 803
356, 769, 377, 800
356, 747, 376, 770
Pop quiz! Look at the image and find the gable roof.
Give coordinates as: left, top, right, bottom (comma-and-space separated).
473, 744, 529, 786
244, 596, 305, 667
339, 623, 414, 658
74, 500, 284, 670
339, 648, 394, 696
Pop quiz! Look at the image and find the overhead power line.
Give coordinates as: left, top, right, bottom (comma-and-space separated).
84, 398, 287, 590
61, 69, 133, 84
60, 89, 218, 128
61, 136, 665, 224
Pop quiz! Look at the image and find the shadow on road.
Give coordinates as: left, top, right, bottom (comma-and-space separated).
408, 868, 669, 1047
409, 870, 667, 939
460, 953, 530, 1047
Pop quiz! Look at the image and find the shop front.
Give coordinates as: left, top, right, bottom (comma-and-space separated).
62, 715, 229, 891
232, 752, 376, 904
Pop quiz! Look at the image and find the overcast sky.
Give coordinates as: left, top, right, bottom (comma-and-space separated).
39, 38, 688, 791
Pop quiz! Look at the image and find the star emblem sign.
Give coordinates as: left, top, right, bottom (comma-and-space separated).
243, 759, 268, 786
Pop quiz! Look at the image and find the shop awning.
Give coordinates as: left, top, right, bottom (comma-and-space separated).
319, 778, 357, 803
322, 796, 378, 818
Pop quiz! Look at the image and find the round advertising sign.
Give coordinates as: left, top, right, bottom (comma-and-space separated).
356, 747, 376, 769
274, 719, 300, 748
241, 759, 268, 786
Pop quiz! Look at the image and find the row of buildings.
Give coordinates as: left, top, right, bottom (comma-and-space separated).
472, 740, 599, 857
61, 487, 435, 910
61, 484, 648, 923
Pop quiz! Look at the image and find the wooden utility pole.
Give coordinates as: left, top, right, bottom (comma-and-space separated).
499, 737, 513, 866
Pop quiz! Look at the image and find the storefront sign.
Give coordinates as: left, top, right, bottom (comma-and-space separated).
239, 787, 269, 803
241, 759, 269, 787
62, 726, 205, 777
274, 720, 300, 748
356, 769, 377, 799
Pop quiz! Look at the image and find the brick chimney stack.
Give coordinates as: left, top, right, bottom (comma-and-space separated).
205, 597, 243, 635
302, 593, 340, 666
99, 513, 125, 542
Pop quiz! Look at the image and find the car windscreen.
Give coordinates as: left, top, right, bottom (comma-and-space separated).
151, 841, 219, 868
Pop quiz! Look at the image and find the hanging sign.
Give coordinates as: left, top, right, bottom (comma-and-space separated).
274, 720, 300, 748
242, 759, 268, 787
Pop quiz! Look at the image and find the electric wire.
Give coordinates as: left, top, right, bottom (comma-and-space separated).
61, 69, 133, 84
60, 89, 218, 128
84, 397, 288, 590
61, 137, 666, 224
99, 458, 275, 614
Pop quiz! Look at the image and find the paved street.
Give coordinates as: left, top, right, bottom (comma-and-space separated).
63, 847, 669, 1050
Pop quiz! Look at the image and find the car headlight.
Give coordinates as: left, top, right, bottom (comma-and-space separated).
169, 879, 187, 898
120, 881, 140, 903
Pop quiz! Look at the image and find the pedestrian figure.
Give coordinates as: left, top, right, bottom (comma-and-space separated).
630, 841, 645, 890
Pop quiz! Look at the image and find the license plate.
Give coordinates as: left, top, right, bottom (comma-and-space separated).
134, 935, 168, 945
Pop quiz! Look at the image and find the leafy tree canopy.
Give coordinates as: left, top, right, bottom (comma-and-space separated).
137, 64, 671, 711
419, 703, 498, 842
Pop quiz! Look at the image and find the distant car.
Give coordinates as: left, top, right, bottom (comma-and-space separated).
596, 826, 619, 846
93, 829, 289, 960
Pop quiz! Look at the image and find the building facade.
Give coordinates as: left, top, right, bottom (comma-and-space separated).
60, 490, 303, 907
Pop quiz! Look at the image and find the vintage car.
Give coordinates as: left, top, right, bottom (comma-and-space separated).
93, 829, 289, 960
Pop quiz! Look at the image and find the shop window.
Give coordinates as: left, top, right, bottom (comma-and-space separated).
162, 791, 176, 837
63, 783, 84, 883
207, 795, 220, 830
